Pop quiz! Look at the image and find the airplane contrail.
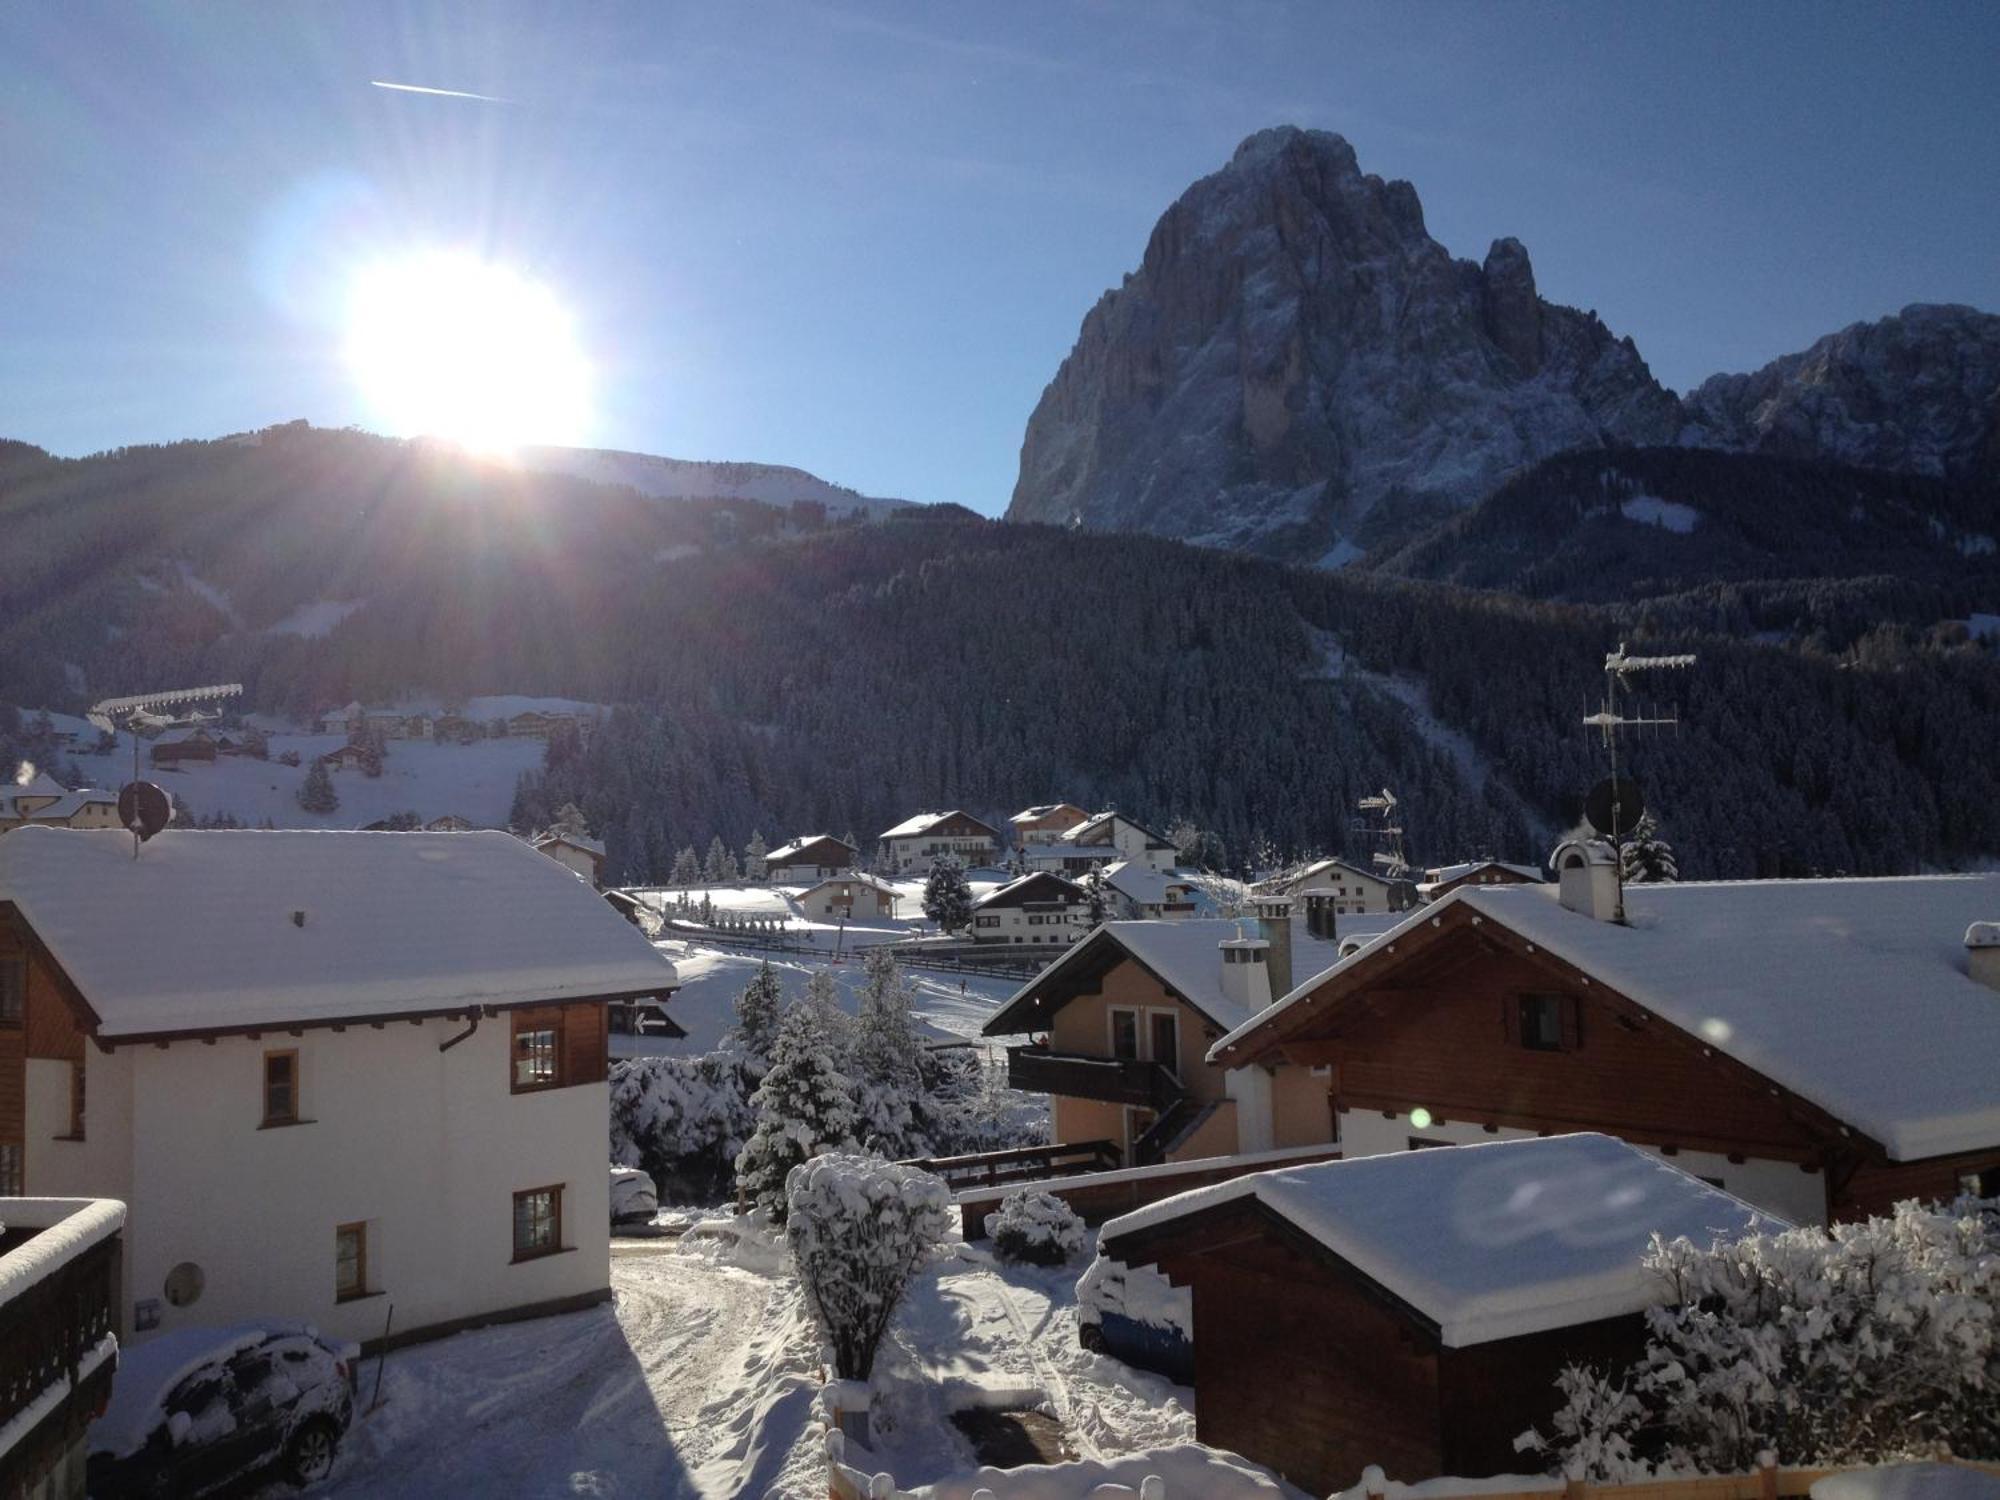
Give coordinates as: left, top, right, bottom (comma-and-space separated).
370, 80, 508, 103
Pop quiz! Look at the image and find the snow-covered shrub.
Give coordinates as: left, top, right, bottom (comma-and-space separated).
985, 1189, 1086, 1266
734, 990, 859, 1224
609, 1052, 756, 1203
785, 1152, 951, 1380
1528, 1198, 2000, 1473
1514, 1363, 1649, 1482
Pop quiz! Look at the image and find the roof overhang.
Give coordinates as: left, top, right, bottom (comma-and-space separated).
982, 925, 1227, 1037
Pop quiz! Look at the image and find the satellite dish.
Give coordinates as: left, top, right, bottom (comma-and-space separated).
118, 781, 173, 842
1584, 776, 1644, 838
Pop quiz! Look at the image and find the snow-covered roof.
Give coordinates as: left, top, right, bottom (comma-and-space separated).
150, 726, 211, 746
1101, 1133, 1781, 1347
1420, 859, 1543, 887
1065, 810, 1175, 847
1010, 802, 1082, 825
766, 834, 857, 863
0, 827, 677, 1039
878, 810, 995, 841
1100, 860, 1197, 907
30, 789, 116, 820
1212, 875, 2000, 1161
795, 871, 899, 895
4, 770, 69, 803
535, 831, 606, 858
973, 872, 1087, 909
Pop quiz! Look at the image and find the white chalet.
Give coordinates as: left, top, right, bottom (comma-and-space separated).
969, 872, 1091, 947
1101, 859, 1201, 919
534, 831, 606, 888
1024, 812, 1178, 876
0, 827, 678, 1351
877, 811, 1001, 874
794, 871, 901, 921
765, 834, 859, 883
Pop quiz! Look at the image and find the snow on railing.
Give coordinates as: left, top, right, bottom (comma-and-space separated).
0, 1198, 126, 1461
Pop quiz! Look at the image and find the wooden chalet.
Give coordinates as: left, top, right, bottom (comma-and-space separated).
968, 871, 1090, 947
1206, 843, 2000, 1224
1417, 858, 1544, 901
147, 727, 215, 765
765, 835, 859, 883
877, 810, 1001, 873
316, 743, 371, 772
1008, 802, 1089, 848
794, 872, 899, 920
1097, 1135, 1777, 1493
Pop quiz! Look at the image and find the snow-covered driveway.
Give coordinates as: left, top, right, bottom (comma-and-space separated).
317, 1247, 828, 1498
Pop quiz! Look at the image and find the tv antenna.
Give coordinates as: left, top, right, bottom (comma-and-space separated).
87, 683, 242, 857
1581, 645, 1694, 918
1353, 787, 1409, 880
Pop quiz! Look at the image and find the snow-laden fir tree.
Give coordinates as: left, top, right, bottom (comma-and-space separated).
744, 830, 768, 882
297, 758, 338, 813
670, 845, 701, 885
550, 801, 592, 840
734, 983, 858, 1224
703, 834, 729, 882
921, 854, 974, 933
1082, 865, 1111, 925
732, 960, 783, 1071
1620, 813, 1678, 884
853, 946, 924, 1154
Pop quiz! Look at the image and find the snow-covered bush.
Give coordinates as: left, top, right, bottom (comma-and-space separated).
734, 990, 860, 1224
610, 1052, 756, 1203
1527, 1198, 2000, 1474
785, 1152, 952, 1380
985, 1189, 1086, 1266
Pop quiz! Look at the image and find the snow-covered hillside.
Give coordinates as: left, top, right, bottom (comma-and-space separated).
517, 445, 917, 519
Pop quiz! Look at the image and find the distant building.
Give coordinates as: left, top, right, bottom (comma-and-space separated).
316, 743, 372, 773
533, 832, 606, 888
877, 810, 1001, 874
0, 774, 119, 834
1417, 859, 1543, 901
1100, 860, 1200, 920
507, 711, 575, 739
1024, 812, 1178, 876
1008, 803, 1089, 849
968, 871, 1090, 947
794, 872, 901, 921
148, 727, 216, 766
764, 835, 859, 884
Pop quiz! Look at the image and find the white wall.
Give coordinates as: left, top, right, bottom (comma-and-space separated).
1333, 1108, 1829, 1225
971, 903, 1088, 946
883, 835, 995, 873
58, 1017, 608, 1349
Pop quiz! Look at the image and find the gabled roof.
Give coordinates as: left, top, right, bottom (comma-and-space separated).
983, 917, 1349, 1037
1010, 802, 1084, 826
1065, 811, 1175, 849
973, 871, 1088, 910
1288, 856, 1394, 889
1420, 859, 1544, 887
1210, 875, 2000, 1162
795, 871, 900, 896
1100, 859, 1197, 908
6, 770, 69, 803
879, 809, 998, 841
151, 726, 212, 747
534, 831, 606, 859
1100, 1134, 1781, 1347
0, 827, 676, 1040
32, 789, 118, 820
766, 834, 858, 863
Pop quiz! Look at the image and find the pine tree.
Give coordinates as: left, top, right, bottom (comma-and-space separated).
734, 995, 859, 1224
297, 759, 338, 814
703, 834, 728, 882
921, 854, 975, 934
744, 830, 769, 882
1621, 814, 1679, 884
670, 845, 702, 885
551, 802, 592, 840
1082, 865, 1111, 925
733, 960, 783, 1068
853, 947, 924, 1154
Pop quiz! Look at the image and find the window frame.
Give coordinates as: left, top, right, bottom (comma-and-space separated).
335, 1221, 369, 1302
1515, 993, 1576, 1053
511, 1184, 565, 1262
510, 1012, 564, 1093
1107, 1007, 1141, 1062
262, 1048, 300, 1126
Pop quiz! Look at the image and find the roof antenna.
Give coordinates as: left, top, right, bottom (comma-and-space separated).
1353, 787, 1408, 880
1581, 645, 1694, 920
88, 683, 242, 858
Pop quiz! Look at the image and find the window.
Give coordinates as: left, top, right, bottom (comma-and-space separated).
1517, 994, 1572, 1052
66, 1061, 85, 1139
513, 1185, 564, 1260
1109, 1009, 1140, 1061
513, 1017, 560, 1090
335, 1222, 369, 1301
0, 1142, 20, 1195
1149, 1012, 1180, 1076
0, 957, 22, 1026
263, 1049, 299, 1125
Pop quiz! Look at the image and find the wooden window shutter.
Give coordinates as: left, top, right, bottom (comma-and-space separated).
562, 1004, 608, 1086
1560, 994, 1583, 1051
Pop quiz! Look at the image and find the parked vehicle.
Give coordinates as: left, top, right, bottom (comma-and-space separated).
88, 1322, 359, 1497
610, 1165, 660, 1226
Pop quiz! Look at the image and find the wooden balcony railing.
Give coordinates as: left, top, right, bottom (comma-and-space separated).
1006, 1045, 1185, 1110
900, 1139, 1122, 1191
0, 1199, 124, 1486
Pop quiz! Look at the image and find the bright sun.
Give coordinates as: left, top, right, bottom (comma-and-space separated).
342, 250, 591, 454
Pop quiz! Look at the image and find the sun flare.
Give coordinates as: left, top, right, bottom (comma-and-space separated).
342, 250, 590, 454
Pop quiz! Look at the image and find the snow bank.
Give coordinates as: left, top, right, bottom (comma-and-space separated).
1811, 1465, 2000, 1500
829, 1432, 1303, 1498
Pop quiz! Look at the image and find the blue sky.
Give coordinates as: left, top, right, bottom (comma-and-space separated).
3, 1, 1996, 512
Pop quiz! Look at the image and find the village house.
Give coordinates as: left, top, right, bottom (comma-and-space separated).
1416, 858, 1543, 901
1205, 844, 2000, 1224
0, 786, 123, 834
1096, 1134, 1778, 1493
1100, 860, 1200, 920
877, 810, 1002, 874
1262, 856, 1407, 920
1, 771, 71, 822
968, 871, 1091, 947
764, 834, 859, 883
793, 871, 901, 921
0, 826, 678, 1351
983, 901, 1388, 1167
534, 832, 606, 888
147, 726, 216, 766
316, 743, 372, 773
1023, 811, 1179, 876
1008, 803, 1089, 849
432, 713, 481, 743
507, 710, 577, 739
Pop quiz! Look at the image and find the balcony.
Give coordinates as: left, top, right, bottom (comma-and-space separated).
1, 1198, 125, 1497
1006, 1045, 1185, 1110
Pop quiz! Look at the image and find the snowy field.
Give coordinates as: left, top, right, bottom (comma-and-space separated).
304, 1225, 1276, 1500
622, 939, 1026, 1057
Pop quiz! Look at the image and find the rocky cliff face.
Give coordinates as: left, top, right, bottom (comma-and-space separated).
1006, 127, 1681, 559
1683, 304, 2000, 488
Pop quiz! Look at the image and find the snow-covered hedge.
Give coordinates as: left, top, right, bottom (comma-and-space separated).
984, 1189, 1086, 1267
1526, 1197, 2000, 1476
609, 1052, 756, 1203
786, 1153, 952, 1381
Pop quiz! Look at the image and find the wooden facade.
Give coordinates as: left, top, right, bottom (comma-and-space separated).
1105, 1196, 1648, 1495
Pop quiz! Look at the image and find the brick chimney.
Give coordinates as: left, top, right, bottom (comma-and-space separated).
1218, 933, 1272, 1015
1968, 922, 2000, 992
1253, 895, 1295, 1002
1552, 838, 1620, 922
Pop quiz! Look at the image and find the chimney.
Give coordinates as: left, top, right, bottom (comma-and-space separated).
1303, 888, 1337, 941
1551, 838, 1620, 922
1218, 934, 1272, 1015
1253, 896, 1294, 1002
1968, 922, 2000, 992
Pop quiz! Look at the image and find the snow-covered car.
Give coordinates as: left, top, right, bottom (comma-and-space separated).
1075, 1255, 1193, 1383
88, 1322, 359, 1497
610, 1164, 659, 1226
